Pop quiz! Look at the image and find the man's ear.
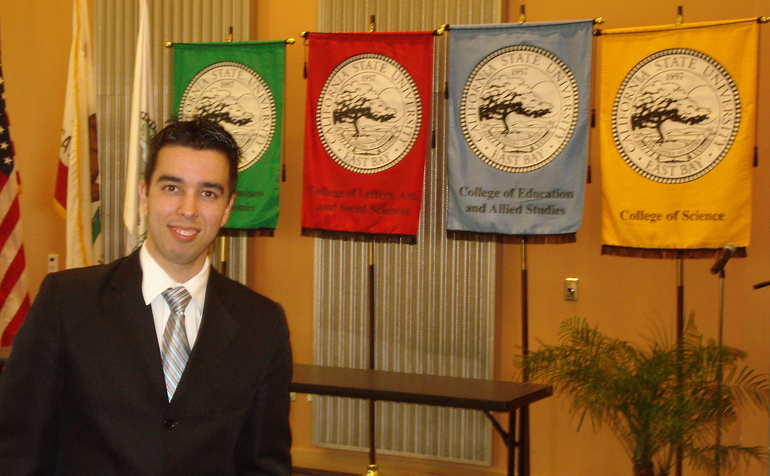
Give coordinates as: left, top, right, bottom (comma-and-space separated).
220, 193, 236, 227
138, 180, 148, 216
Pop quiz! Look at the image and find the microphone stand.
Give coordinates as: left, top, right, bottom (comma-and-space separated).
715, 268, 725, 476
752, 280, 770, 290
710, 244, 733, 476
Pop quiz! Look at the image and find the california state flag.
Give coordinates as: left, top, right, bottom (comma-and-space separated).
55, 0, 102, 268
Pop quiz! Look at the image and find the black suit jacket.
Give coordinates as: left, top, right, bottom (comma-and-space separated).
0, 251, 292, 475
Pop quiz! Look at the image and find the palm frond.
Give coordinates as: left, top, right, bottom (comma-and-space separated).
518, 316, 769, 475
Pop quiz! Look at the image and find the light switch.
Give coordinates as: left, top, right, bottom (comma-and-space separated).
565, 278, 578, 301
47, 254, 59, 273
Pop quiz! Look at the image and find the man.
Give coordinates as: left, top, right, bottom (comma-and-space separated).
0, 119, 292, 475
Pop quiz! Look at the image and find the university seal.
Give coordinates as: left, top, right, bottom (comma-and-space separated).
316, 53, 421, 174
612, 48, 741, 184
461, 45, 579, 173
179, 61, 276, 172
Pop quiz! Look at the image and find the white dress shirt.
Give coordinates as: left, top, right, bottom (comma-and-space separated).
139, 244, 209, 349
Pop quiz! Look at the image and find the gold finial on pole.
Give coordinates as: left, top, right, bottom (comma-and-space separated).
286, 38, 296, 44
368, 15, 376, 32
435, 24, 447, 36
518, 5, 526, 24
165, 41, 173, 48
675, 6, 683, 26
226, 26, 234, 42
594, 17, 605, 24
362, 464, 381, 476
759, 16, 770, 23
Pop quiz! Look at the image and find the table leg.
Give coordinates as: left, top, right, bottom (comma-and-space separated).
484, 410, 518, 476
508, 410, 517, 476
518, 405, 529, 476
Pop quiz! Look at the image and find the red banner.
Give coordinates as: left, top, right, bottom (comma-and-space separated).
302, 32, 434, 237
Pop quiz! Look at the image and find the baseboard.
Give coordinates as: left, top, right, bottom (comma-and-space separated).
291, 447, 505, 476
292, 467, 358, 476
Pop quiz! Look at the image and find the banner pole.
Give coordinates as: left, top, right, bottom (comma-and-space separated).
215, 28, 233, 277
365, 15, 379, 475
518, 237, 530, 476
675, 256, 684, 476
365, 241, 380, 476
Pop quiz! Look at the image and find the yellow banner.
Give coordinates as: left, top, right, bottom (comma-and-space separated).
598, 19, 758, 255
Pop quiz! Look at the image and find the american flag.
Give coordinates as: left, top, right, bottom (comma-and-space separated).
0, 55, 30, 346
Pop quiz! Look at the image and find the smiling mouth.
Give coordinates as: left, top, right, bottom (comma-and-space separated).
171, 226, 199, 238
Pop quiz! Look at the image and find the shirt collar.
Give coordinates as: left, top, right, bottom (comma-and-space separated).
139, 244, 210, 310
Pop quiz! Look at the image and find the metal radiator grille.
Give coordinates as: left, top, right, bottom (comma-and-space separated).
94, 0, 249, 280
313, 0, 501, 465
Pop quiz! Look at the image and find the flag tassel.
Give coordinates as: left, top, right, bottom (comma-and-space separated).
302, 31, 309, 79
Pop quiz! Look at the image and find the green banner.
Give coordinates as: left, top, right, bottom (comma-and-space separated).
173, 41, 285, 231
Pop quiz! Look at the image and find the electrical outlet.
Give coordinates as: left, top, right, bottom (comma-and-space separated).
565, 278, 578, 301
47, 254, 59, 273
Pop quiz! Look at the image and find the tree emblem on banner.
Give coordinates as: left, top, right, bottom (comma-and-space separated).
612, 48, 741, 184
461, 45, 579, 173
180, 61, 276, 172
316, 53, 422, 174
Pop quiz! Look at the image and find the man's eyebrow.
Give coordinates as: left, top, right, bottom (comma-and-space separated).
156, 175, 225, 193
156, 174, 182, 183
201, 182, 226, 194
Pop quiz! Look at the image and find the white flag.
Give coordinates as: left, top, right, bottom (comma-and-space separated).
123, 0, 157, 254
55, 0, 102, 269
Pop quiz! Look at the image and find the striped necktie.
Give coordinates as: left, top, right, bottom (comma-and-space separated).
161, 286, 192, 401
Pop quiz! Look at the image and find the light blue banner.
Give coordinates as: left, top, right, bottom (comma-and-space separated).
447, 21, 593, 238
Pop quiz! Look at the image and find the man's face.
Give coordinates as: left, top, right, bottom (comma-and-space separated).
139, 145, 235, 282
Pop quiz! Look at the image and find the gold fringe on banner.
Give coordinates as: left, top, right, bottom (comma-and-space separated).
447, 231, 577, 244
301, 228, 417, 245
220, 228, 274, 238
601, 245, 747, 260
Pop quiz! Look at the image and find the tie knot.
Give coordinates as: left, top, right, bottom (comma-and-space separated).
162, 286, 191, 315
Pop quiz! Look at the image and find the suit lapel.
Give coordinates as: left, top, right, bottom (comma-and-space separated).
104, 251, 168, 401
174, 269, 240, 400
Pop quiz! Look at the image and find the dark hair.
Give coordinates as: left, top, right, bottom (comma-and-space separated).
145, 119, 240, 195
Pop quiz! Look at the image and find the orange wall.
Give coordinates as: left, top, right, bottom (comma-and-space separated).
498, 1, 770, 476
3, 0, 770, 475
0, 0, 70, 299
251, 0, 318, 453
251, 1, 770, 475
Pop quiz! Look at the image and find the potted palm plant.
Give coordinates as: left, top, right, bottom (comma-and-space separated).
518, 316, 769, 476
